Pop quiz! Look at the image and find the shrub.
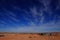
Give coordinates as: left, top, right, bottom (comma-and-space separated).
0, 35, 5, 37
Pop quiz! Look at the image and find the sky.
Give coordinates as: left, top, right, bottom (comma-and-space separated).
0, 0, 60, 33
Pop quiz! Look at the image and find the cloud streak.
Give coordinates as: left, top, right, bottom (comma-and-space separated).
3, 8, 20, 23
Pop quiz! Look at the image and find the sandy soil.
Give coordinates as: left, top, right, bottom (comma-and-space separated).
0, 32, 60, 40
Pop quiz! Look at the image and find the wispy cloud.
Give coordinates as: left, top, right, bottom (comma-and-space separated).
3, 8, 16, 17
39, 0, 51, 7
0, 0, 60, 32
3, 8, 20, 23
0, 20, 7, 24
23, 5, 60, 25
55, 0, 60, 10
13, 6, 21, 11
0, 20, 8, 26
39, 0, 52, 16
30, 7, 44, 24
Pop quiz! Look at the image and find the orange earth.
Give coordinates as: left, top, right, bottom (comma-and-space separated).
0, 32, 60, 40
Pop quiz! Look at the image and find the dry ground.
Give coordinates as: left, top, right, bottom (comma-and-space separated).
0, 32, 60, 40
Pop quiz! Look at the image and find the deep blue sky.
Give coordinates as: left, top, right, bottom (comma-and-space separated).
0, 0, 60, 33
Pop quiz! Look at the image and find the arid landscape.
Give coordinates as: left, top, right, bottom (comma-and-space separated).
0, 32, 60, 40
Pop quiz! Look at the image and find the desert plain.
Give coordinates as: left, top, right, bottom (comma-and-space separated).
0, 32, 60, 40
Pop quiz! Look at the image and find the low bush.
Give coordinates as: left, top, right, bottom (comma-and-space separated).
0, 35, 5, 37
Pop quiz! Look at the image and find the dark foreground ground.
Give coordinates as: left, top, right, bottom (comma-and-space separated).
0, 32, 60, 40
